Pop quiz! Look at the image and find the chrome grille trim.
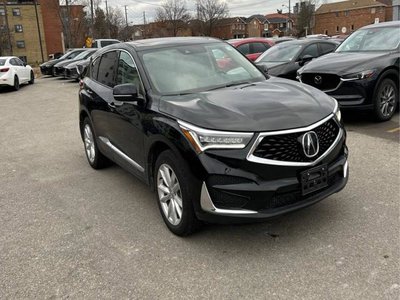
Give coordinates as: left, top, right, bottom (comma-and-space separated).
246, 114, 343, 167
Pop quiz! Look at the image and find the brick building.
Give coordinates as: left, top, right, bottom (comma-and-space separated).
265, 13, 294, 37
39, 0, 63, 57
314, 0, 393, 36
246, 14, 268, 37
211, 17, 246, 39
0, 2, 47, 64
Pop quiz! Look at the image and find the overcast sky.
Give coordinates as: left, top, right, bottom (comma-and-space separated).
104, 0, 328, 25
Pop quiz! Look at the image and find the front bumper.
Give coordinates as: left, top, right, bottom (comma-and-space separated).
40, 65, 53, 75
192, 121, 348, 223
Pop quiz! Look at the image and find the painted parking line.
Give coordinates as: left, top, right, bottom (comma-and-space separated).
387, 127, 400, 133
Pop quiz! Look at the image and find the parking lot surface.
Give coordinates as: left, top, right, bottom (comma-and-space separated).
0, 78, 399, 299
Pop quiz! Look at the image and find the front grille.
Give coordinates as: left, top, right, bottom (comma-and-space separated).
253, 118, 340, 163
301, 73, 341, 91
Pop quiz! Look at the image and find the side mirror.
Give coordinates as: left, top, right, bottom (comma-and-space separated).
298, 54, 314, 66
113, 83, 141, 103
256, 63, 269, 75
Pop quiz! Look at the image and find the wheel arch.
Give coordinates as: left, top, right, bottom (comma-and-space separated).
79, 109, 90, 139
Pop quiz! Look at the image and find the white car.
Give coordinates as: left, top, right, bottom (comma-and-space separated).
0, 56, 34, 90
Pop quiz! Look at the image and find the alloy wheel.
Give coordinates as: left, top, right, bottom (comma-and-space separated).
379, 83, 396, 117
83, 124, 95, 163
157, 164, 183, 226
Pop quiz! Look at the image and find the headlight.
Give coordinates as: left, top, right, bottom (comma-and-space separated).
178, 120, 254, 153
333, 99, 341, 121
342, 70, 375, 81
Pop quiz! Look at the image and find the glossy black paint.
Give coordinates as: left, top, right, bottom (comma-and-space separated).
298, 23, 400, 110
40, 49, 86, 76
79, 37, 348, 223
255, 40, 338, 80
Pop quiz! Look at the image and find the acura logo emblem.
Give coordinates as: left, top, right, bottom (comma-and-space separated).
302, 131, 319, 158
314, 75, 322, 85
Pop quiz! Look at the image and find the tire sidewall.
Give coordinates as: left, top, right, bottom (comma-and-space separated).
83, 118, 101, 168
29, 71, 35, 84
14, 76, 19, 91
154, 150, 200, 236
373, 74, 399, 121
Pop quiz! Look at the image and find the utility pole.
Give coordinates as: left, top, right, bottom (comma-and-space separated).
33, 0, 44, 63
90, 0, 94, 37
2, 0, 12, 55
124, 5, 128, 41
65, 0, 71, 48
105, 0, 110, 38
143, 11, 146, 39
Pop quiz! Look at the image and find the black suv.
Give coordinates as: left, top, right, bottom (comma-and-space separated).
79, 37, 348, 236
297, 21, 400, 121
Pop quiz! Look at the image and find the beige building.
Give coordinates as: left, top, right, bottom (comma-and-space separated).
0, 3, 47, 65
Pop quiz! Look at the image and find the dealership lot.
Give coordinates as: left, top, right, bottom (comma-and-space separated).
0, 78, 399, 298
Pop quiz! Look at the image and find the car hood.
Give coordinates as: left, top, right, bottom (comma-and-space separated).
159, 78, 335, 132
54, 59, 78, 68
64, 58, 88, 69
299, 51, 388, 75
41, 58, 61, 67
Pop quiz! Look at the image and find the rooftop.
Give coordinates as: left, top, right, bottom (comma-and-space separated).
316, 0, 387, 14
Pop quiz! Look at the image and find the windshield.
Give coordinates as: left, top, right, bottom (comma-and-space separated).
74, 50, 94, 60
141, 43, 265, 95
336, 26, 400, 52
256, 43, 302, 63
0, 59, 6, 66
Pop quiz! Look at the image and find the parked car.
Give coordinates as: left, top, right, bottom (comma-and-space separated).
90, 39, 120, 48
79, 37, 348, 236
53, 49, 97, 77
297, 21, 400, 121
255, 39, 338, 80
273, 37, 297, 44
0, 56, 34, 90
40, 48, 86, 76
75, 59, 91, 80
228, 38, 275, 61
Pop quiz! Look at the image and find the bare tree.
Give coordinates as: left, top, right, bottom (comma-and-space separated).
295, 0, 316, 37
155, 0, 190, 37
107, 7, 124, 39
196, 0, 229, 36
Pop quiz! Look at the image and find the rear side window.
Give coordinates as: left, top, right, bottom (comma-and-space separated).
320, 43, 336, 55
237, 43, 250, 55
90, 57, 100, 80
251, 42, 269, 53
97, 51, 118, 88
0, 59, 5, 66
101, 40, 119, 47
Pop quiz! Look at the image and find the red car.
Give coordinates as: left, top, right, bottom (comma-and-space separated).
228, 38, 275, 61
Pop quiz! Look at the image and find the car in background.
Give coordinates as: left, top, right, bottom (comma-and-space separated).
228, 38, 275, 61
297, 21, 400, 121
79, 37, 348, 236
40, 48, 86, 76
53, 49, 97, 77
90, 39, 120, 48
0, 56, 34, 90
255, 39, 338, 80
273, 37, 296, 44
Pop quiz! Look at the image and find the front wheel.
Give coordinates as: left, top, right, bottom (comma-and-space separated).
13, 76, 19, 91
155, 150, 202, 236
373, 78, 398, 121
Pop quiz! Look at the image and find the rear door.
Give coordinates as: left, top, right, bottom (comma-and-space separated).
248, 42, 270, 61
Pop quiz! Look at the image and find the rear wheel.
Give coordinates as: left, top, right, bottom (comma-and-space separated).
82, 118, 111, 169
155, 150, 202, 236
373, 78, 398, 121
29, 71, 35, 84
13, 76, 19, 91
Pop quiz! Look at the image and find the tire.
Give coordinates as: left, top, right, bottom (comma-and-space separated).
29, 71, 35, 84
154, 150, 202, 236
373, 78, 398, 122
13, 76, 19, 91
82, 118, 111, 169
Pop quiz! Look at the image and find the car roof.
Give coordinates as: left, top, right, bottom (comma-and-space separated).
124, 37, 222, 51
227, 37, 274, 45
274, 39, 338, 46
361, 20, 400, 29
0, 56, 17, 60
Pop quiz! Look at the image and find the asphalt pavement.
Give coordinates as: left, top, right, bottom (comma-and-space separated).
0, 78, 399, 299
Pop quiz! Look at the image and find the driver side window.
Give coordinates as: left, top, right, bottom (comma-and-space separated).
301, 44, 319, 58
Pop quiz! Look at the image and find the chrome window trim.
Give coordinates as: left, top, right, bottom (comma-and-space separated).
99, 136, 145, 172
246, 114, 343, 167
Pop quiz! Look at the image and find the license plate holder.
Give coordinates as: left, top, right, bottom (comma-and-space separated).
301, 164, 328, 196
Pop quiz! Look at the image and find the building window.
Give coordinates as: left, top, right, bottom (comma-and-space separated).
15, 24, 23, 33
16, 40, 25, 48
371, 8, 376, 13
0, 8, 5, 16
325, 30, 328, 35
336, 26, 339, 32
344, 11, 349, 16
335, 12, 339, 17
12, 8, 21, 16
351, 24, 354, 31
